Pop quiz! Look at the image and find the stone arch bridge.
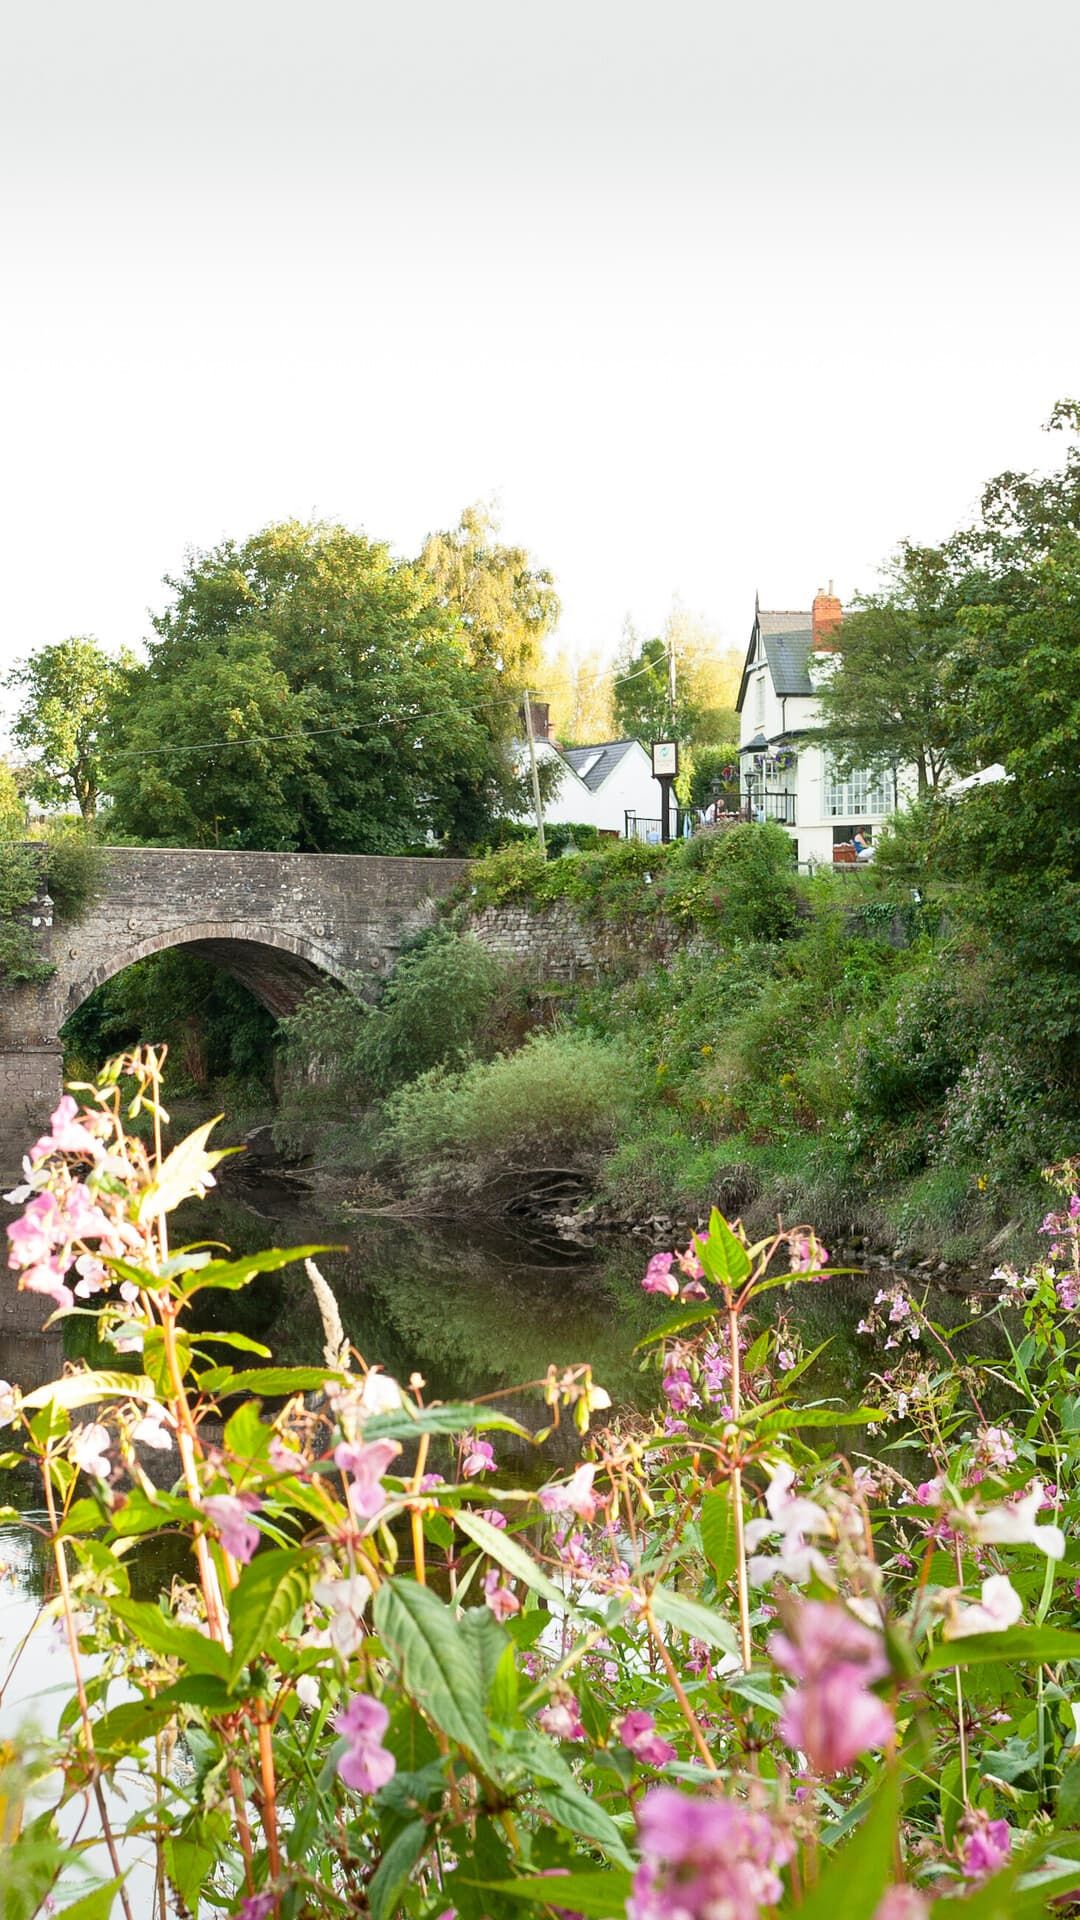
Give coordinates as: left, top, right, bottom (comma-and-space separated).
0, 846, 467, 1175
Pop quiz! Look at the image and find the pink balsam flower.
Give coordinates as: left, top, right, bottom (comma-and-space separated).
203, 1492, 261, 1563
629, 1785, 792, 1920
335, 1692, 396, 1794
539, 1462, 600, 1523
335, 1437, 401, 1522
770, 1599, 893, 1776
461, 1437, 496, 1478
618, 1710, 677, 1767
483, 1567, 520, 1621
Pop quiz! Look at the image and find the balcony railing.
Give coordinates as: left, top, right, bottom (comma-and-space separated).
624, 809, 696, 843
743, 792, 796, 825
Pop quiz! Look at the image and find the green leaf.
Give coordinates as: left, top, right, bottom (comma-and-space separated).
699, 1208, 753, 1287
478, 1871, 633, 1917
178, 1244, 339, 1298
369, 1819, 428, 1920
634, 1302, 720, 1350
1058, 1757, 1080, 1826
534, 1784, 633, 1868
192, 1331, 272, 1356
796, 1771, 899, 1920
227, 1547, 315, 1685
109, 1600, 231, 1680
48, 1880, 123, 1919
136, 1119, 230, 1221
362, 1402, 535, 1444
649, 1585, 740, 1658
456, 1510, 563, 1607
22, 1371, 155, 1411
700, 1487, 736, 1587
196, 1364, 347, 1396
751, 1405, 884, 1436
924, 1627, 1080, 1673
374, 1579, 494, 1767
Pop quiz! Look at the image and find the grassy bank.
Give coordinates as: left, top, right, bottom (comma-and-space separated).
273, 824, 1073, 1265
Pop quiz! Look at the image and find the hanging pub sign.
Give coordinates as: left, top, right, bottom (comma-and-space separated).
651, 740, 678, 779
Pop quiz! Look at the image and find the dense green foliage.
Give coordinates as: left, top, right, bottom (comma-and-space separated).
5, 636, 132, 821
0, 811, 104, 985
103, 520, 537, 853
62, 949, 278, 1104
379, 1029, 639, 1190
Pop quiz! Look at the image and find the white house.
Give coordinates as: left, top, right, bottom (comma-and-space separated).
735, 590, 917, 869
516, 706, 665, 838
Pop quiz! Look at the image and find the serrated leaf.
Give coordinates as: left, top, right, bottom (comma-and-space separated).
478, 1870, 633, 1917
362, 1402, 535, 1443
456, 1510, 563, 1607
374, 1579, 493, 1767
699, 1208, 753, 1287
649, 1585, 740, 1657
534, 1783, 633, 1868
227, 1548, 315, 1685
369, 1819, 428, 1920
178, 1244, 338, 1298
700, 1487, 736, 1586
924, 1627, 1080, 1672
109, 1600, 231, 1680
196, 1365, 346, 1397
22, 1371, 155, 1411
796, 1771, 899, 1920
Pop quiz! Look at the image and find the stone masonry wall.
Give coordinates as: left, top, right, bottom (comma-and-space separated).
0, 846, 467, 1175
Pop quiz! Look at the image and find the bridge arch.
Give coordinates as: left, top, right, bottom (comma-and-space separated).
64, 920, 351, 1023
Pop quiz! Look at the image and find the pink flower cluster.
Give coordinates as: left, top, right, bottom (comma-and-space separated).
203, 1492, 261, 1564
4, 1096, 154, 1309
618, 1710, 677, 1767
769, 1600, 894, 1776
628, 1786, 792, 1920
334, 1438, 401, 1524
642, 1233, 711, 1303
334, 1692, 396, 1794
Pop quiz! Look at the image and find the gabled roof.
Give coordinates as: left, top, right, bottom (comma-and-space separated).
737, 603, 816, 710
559, 739, 640, 791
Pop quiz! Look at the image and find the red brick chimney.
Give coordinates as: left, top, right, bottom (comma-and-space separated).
812, 582, 842, 649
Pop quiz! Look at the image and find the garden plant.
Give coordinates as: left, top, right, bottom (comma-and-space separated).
2, 1051, 1080, 1916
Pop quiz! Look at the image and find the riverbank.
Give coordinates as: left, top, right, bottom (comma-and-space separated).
266, 830, 1071, 1274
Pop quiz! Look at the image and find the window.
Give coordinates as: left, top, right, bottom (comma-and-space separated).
825, 763, 890, 817
754, 672, 765, 727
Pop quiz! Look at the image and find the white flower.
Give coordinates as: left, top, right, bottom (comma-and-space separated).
313, 1572, 373, 1655
945, 1573, 1023, 1639
130, 1400, 173, 1452
71, 1423, 111, 1479
296, 1673, 321, 1710
746, 1462, 832, 1587
0, 1381, 18, 1428
969, 1483, 1065, 1560
359, 1371, 402, 1417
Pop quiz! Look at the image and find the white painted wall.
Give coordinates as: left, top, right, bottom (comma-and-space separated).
516, 740, 664, 836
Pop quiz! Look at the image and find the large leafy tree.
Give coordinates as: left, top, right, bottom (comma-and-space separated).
414, 503, 560, 694
6, 636, 131, 822
106, 521, 528, 853
613, 613, 739, 750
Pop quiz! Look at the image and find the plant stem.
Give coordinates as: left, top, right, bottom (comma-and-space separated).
727, 1300, 753, 1671
644, 1608, 719, 1772
41, 1465, 136, 1920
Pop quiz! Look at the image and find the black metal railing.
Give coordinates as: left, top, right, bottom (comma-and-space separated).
743, 792, 796, 825
624, 810, 696, 843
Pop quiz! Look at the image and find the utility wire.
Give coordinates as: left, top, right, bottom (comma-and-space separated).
96, 649, 671, 763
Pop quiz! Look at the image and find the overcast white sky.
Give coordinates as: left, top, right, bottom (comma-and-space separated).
2, 0, 1078, 707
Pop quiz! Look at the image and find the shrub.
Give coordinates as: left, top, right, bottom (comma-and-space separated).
38, 820, 106, 918
379, 1028, 640, 1191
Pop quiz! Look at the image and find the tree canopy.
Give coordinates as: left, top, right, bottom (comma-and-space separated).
105, 521, 531, 853
414, 502, 560, 694
5, 636, 131, 822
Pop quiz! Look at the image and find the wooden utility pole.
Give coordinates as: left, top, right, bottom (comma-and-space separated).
522, 692, 546, 857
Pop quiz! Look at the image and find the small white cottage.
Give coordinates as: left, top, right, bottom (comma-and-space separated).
517, 706, 665, 838
736, 590, 917, 868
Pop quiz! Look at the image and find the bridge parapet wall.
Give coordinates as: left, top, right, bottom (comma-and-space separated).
1, 846, 467, 1174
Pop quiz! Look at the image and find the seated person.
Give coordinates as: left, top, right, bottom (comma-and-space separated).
852, 829, 873, 862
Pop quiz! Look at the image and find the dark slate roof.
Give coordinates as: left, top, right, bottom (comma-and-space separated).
560, 739, 638, 792
761, 628, 814, 696
736, 605, 816, 710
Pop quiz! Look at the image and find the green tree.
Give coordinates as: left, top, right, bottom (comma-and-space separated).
811, 546, 962, 795
6, 636, 131, 822
613, 613, 739, 750
0, 760, 26, 837
415, 502, 560, 693
106, 521, 529, 853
